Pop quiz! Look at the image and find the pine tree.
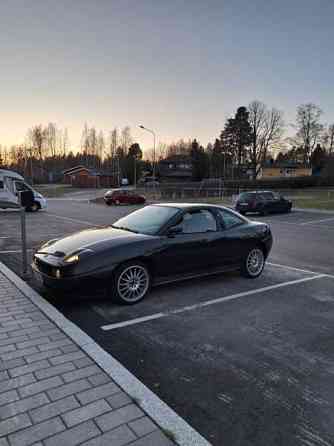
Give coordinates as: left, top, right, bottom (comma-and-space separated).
221, 106, 252, 176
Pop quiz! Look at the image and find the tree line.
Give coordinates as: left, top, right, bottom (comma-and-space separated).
1, 101, 333, 182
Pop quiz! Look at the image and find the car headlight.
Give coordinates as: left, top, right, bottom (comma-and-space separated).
63, 254, 80, 264
63, 249, 93, 264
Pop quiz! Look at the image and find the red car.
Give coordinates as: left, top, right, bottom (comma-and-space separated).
104, 189, 146, 205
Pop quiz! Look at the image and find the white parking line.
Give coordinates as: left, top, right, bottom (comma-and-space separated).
300, 217, 334, 226
46, 213, 103, 227
101, 274, 326, 331
0, 249, 33, 254
268, 262, 334, 279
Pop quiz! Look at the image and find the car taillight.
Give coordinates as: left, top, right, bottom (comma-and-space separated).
250, 200, 257, 208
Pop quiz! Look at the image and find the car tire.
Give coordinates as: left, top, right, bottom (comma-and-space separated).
105, 200, 112, 206
26, 201, 40, 212
112, 261, 151, 305
241, 246, 265, 279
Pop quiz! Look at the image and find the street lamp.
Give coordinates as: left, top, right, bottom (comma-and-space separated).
139, 125, 156, 180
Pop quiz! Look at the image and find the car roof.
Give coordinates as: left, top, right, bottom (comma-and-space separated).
240, 190, 274, 194
153, 202, 237, 212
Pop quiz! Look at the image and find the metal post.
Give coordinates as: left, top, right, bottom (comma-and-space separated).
29, 149, 34, 186
19, 193, 28, 277
139, 125, 157, 197
118, 158, 120, 186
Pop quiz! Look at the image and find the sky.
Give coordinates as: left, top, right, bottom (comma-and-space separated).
1, 0, 334, 153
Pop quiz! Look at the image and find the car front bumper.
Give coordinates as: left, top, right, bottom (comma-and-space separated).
36, 197, 47, 209
31, 262, 117, 291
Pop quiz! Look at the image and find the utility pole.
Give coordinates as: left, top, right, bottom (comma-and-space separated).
139, 125, 157, 195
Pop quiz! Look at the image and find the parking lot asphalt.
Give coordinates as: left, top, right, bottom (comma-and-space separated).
1, 199, 334, 446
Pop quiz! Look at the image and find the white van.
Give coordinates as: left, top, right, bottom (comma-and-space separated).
0, 169, 47, 212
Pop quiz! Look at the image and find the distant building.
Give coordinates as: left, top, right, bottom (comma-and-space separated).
259, 162, 312, 179
62, 165, 118, 188
63, 166, 90, 184
158, 155, 192, 182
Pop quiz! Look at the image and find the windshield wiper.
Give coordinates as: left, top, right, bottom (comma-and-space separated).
111, 225, 139, 234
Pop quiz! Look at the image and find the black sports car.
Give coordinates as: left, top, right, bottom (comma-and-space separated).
32, 204, 273, 304
235, 191, 292, 216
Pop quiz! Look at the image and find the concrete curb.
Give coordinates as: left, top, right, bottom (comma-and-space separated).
0, 261, 212, 446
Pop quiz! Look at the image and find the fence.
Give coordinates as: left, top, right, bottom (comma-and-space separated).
135, 180, 334, 207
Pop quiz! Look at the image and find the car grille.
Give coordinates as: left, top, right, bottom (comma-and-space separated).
34, 258, 55, 277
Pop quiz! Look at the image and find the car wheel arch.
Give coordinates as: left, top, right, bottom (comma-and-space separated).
113, 256, 155, 280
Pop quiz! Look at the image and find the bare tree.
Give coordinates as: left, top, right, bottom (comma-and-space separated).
145, 142, 167, 162
88, 127, 97, 157
29, 125, 45, 161
9, 145, 25, 169
81, 123, 90, 155
62, 128, 69, 157
0, 145, 4, 166
323, 124, 334, 155
120, 126, 132, 156
97, 131, 105, 168
44, 123, 57, 158
109, 128, 119, 159
248, 100, 284, 178
295, 103, 323, 162
166, 139, 192, 157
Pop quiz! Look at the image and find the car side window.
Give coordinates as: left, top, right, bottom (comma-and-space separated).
261, 192, 274, 201
218, 209, 245, 230
177, 210, 217, 234
15, 182, 28, 192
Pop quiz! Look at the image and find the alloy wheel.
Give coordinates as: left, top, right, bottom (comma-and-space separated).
246, 248, 264, 277
117, 265, 150, 303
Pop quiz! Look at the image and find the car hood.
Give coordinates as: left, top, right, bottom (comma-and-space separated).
37, 227, 151, 258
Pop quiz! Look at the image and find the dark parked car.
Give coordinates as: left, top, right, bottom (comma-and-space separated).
32, 204, 273, 305
104, 189, 146, 205
235, 191, 292, 216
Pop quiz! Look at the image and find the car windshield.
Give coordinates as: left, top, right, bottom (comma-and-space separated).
112, 205, 179, 235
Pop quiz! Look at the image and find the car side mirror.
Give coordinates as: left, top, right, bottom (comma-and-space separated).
167, 226, 182, 237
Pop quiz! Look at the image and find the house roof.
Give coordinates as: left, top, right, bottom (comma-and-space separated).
62, 165, 89, 175
62, 166, 116, 176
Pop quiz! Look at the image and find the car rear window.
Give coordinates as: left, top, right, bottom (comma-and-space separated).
239, 192, 255, 201
218, 209, 245, 229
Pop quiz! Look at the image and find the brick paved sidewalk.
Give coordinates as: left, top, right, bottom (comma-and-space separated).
0, 270, 174, 446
